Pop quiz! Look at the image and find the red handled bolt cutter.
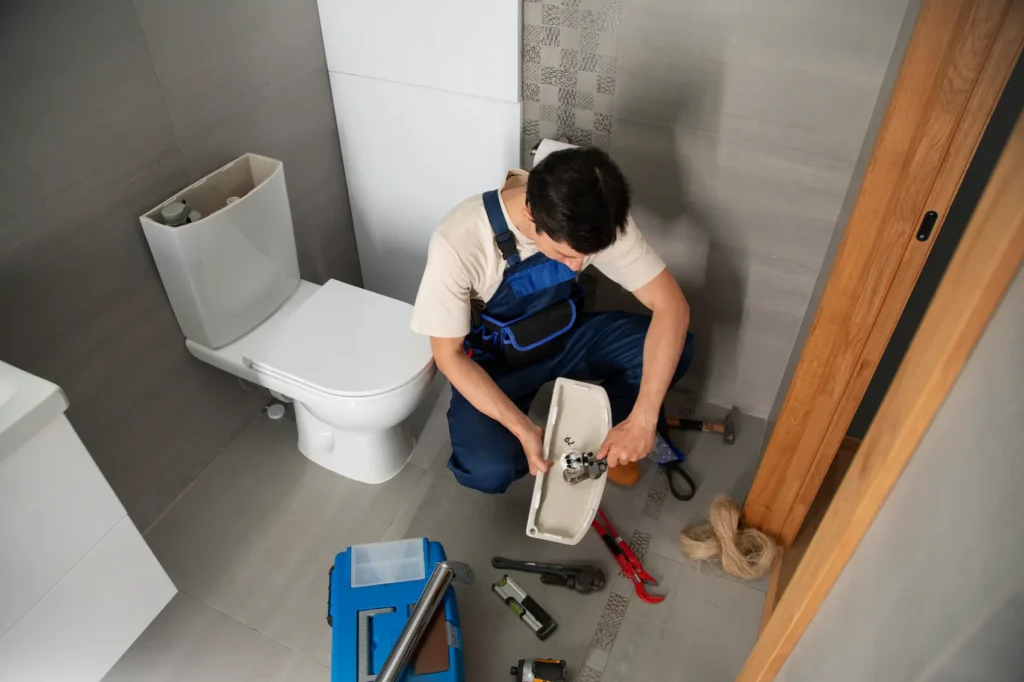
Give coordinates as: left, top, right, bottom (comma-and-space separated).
590, 508, 664, 604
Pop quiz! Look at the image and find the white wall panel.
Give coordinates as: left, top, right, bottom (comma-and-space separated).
330, 72, 521, 303
317, 0, 521, 103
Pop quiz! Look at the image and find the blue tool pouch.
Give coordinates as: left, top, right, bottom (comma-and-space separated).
473, 296, 578, 367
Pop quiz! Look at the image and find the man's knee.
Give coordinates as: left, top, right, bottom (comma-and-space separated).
446, 392, 526, 494
447, 450, 522, 494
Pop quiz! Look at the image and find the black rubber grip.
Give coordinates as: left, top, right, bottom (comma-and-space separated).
532, 659, 567, 680
674, 418, 703, 431
521, 595, 557, 640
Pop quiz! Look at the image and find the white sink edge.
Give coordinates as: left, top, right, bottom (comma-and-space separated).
0, 360, 69, 461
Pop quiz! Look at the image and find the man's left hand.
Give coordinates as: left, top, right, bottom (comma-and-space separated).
597, 413, 656, 468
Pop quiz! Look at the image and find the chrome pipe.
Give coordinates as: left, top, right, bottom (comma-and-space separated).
375, 561, 473, 682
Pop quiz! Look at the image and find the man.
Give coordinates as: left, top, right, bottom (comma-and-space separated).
411, 147, 693, 493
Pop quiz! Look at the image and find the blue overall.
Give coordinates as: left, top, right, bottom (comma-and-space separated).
446, 190, 695, 493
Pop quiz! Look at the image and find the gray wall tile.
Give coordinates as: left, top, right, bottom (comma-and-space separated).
606, 115, 859, 414
0, 154, 267, 528
0, 0, 178, 251
614, 0, 909, 160
596, 0, 910, 416
132, 0, 328, 148
0, 157, 193, 381
178, 70, 358, 285
1, 0, 358, 528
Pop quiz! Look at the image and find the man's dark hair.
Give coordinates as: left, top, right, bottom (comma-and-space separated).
526, 147, 631, 254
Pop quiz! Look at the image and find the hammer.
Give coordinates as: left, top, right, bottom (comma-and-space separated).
666, 406, 738, 444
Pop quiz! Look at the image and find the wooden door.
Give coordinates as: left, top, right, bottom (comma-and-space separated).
743, 0, 1024, 547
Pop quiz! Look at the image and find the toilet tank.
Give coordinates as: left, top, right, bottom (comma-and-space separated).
140, 154, 300, 349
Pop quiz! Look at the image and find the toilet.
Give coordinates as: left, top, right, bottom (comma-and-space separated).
139, 153, 434, 484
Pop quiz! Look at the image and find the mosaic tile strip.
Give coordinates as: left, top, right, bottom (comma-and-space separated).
629, 529, 651, 564
540, 25, 560, 46
642, 466, 670, 519
591, 592, 630, 652
522, 0, 623, 157
523, 62, 541, 85
578, 666, 603, 682
596, 73, 615, 95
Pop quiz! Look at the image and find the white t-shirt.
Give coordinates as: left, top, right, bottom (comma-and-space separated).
411, 170, 666, 338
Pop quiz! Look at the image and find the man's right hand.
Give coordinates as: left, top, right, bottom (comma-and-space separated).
517, 420, 550, 476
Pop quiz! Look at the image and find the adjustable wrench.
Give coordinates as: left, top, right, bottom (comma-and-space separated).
491, 557, 606, 595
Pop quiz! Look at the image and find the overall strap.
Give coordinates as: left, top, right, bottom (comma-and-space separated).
482, 190, 521, 267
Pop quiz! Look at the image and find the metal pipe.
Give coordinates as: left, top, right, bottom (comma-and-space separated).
375, 561, 473, 682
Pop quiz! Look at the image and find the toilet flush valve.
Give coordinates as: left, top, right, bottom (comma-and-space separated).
562, 450, 607, 486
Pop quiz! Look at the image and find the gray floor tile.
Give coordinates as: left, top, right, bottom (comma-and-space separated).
635, 407, 770, 593
103, 593, 327, 682
139, 393, 765, 679
602, 553, 765, 681
379, 469, 639, 681
406, 380, 452, 471
145, 417, 427, 667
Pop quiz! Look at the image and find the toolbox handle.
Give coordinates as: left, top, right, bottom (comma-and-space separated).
326, 565, 334, 627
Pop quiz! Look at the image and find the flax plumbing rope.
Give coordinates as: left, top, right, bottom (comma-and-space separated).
679, 495, 778, 580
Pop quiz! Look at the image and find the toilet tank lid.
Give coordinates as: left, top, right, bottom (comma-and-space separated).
244, 280, 433, 398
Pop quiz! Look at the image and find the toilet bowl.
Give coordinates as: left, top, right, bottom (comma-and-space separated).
139, 154, 435, 484
187, 279, 435, 483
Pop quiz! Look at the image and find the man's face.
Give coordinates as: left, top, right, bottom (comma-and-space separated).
521, 204, 586, 271
534, 231, 586, 272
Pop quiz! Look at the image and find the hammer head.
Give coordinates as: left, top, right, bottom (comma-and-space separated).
723, 407, 738, 445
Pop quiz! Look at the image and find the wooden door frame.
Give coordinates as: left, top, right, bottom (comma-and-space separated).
737, 1, 1024, 678
740, 94, 1024, 682
743, 0, 1024, 547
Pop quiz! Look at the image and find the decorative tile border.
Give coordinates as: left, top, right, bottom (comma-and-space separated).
642, 467, 670, 520
521, 0, 622, 162
590, 592, 630, 651
628, 529, 651, 564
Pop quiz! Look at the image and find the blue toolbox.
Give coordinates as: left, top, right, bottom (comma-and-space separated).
329, 538, 465, 682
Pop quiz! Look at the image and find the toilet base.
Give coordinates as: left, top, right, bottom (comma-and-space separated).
294, 402, 414, 483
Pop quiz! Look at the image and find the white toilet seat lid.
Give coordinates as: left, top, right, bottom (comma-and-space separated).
245, 280, 433, 398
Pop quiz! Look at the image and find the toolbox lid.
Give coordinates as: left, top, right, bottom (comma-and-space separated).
527, 378, 611, 545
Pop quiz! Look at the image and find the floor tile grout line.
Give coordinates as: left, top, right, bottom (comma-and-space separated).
177, 590, 330, 670
377, 468, 441, 542
142, 407, 267, 536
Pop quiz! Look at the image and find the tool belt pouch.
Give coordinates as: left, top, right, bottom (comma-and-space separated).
480, 298, 578, 367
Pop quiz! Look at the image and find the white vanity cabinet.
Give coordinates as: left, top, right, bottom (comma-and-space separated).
0, 360, 175, 681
